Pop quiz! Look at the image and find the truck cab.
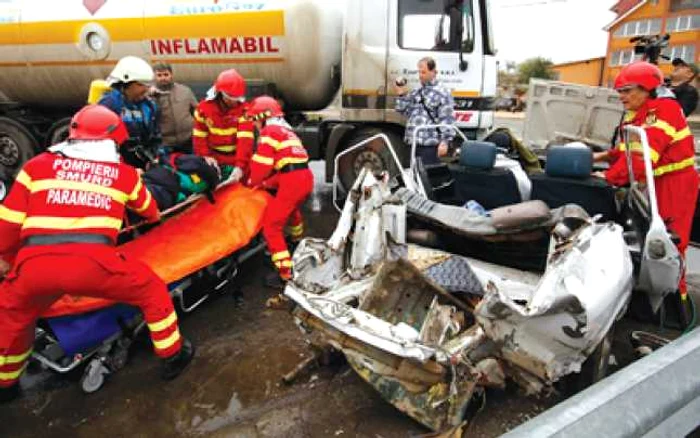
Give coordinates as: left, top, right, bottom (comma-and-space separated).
327, 0, 497, 188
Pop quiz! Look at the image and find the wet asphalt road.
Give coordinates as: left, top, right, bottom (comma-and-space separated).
2, 115, 698, 437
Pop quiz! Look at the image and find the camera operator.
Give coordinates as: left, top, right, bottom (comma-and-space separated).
669, 58, 698, 117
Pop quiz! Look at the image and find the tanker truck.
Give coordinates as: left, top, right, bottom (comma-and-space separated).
0, 0, 497, 196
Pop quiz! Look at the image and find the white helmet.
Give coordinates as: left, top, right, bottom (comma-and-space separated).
107, 56, 154, 85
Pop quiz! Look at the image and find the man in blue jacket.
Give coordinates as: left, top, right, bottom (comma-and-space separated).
99, 56, 161, 169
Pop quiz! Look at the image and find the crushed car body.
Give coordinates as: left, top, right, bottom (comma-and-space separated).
284, 167, 634, 431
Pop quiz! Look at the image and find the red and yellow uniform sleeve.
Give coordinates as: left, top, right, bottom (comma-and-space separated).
126, 174, 160, 221
235, 117, 255, 174
605, 100, 694, 186
192, 106, 210, 158
248, 133, 277, 187
0, 168, 31, 264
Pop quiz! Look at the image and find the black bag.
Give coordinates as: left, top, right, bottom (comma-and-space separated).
174, 154, 221, 190
142, 166, 181, 210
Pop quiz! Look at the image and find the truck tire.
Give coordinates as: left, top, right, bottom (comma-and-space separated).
46, 117, 72, 147
0, 117, 39, 201
336, 128, 407, 193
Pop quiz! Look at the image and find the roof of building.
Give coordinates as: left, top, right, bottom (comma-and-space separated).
553, 57, 606, 69
604, 0, 647, 31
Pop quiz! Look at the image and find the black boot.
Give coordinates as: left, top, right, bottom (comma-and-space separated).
161, 338, 195, 381
0, 383, 20, 404
264, 272, 287, 289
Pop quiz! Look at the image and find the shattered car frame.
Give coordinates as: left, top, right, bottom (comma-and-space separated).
284, 127, 675, 431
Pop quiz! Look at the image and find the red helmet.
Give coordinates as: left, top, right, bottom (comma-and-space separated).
247, 95, 284, 121
69, 105, 129, 145
214, 69, 246, 99
614, 61, 663, 91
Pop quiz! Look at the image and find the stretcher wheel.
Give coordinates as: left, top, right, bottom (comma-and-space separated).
80, 360, 110, 394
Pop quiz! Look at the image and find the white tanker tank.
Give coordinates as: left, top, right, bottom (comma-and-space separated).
0, 0, 496, 197
0, 0, 343, 110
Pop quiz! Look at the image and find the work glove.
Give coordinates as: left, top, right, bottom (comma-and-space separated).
229, 166, 244, 183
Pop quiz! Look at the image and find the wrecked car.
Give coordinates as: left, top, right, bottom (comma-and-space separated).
283, 125, 680, 431
285, 166, 633, 431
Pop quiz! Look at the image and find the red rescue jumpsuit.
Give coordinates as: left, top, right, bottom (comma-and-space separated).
605, 97, 699, 300
0, 152, 183, 388
192, 100, 255, 175
248, 124, 314, 279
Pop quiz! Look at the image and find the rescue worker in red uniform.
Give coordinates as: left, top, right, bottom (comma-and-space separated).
595, 61, 699, 315
192, 69, 255, 182
0, 105, 194, 403
246, 96, 314, 302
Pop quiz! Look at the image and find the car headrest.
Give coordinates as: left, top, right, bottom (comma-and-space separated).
459, 141, 498, 170
545, 144, 592, 179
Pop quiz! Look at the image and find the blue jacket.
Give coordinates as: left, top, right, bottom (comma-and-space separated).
395, 79, 456, 146
99, 88, 162, 168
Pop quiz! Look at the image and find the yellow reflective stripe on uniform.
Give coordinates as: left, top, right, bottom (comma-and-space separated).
212, 145, 236, 152
260, 137, 302, 151
647, 120, 692, 143
0, 363, 27, 381
0, 349, 32, 366
252, 154, 274, 165
31, 179, 130, 204
653, 157, 696, 177
619, 142, 660, 163
259, 136, 281, 149
280, 139, 302, 149
129, 179, 143, 201
153, 329, 181, 351
132, 190, 152, 213
193, 111, 206, 123
237, 131, 255, 139
209, 127, 237, 136
271, 250, 290, 262
0, 205, 26, 224
23, 216, 123, 230
147, 311, 178, 333
289, 223, 303, 235
15, 170, 32, 190
192, 129, 209, 138
275, 260, 293, 268
276, 157, 308, 169
624, 110, 636, 122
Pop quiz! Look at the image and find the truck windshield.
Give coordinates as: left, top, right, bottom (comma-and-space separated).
398, 0, 475, 53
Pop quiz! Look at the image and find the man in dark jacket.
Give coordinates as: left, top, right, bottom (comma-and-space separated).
670, 58, 698, 117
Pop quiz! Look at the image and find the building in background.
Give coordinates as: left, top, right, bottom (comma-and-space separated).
603, 0, 699, 87
552, 57, 606, 86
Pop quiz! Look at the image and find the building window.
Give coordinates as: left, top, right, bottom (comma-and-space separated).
613, 18, 663, 38
610, 49, 636, 66
666, 14, 700, 32
670, 0, 700, 12
662, 44, 696, 63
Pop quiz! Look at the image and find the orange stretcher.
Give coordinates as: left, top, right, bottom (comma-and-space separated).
41, 184, 270, 318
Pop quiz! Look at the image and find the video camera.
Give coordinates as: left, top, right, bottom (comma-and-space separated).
630, 34, 670, 65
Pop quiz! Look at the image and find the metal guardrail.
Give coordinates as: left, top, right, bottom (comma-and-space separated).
503, 327, 700, 437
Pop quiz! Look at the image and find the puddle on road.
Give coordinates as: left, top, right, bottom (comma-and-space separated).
189, 392, 244, 434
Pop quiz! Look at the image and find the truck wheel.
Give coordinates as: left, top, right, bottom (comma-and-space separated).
0, 117, 39, 199
46, 117, 72, 146
336, 128, 406, 192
